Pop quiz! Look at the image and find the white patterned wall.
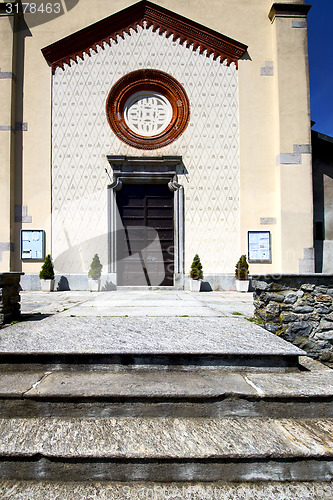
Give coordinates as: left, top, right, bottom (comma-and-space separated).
52, 24, 240, 275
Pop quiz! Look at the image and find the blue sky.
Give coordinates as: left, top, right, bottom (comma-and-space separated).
306, 0, 333, 136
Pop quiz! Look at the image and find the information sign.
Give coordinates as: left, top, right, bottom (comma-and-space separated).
21, 230, 45, 260
248, 231, 271, 262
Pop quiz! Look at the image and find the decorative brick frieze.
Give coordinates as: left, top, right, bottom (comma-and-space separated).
253, 275, 333, 365
42, 0, 247, 73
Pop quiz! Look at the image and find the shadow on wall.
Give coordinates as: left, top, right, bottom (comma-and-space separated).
54, 229, 165, 287
101, 281, 117, 291
201, 281, 213, 292
53, 274, 116, 292
57, 276, 70, 291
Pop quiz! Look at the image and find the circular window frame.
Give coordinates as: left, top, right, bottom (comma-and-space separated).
106, 69, 190, 150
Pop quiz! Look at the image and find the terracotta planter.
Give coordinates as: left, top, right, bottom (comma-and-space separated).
40, 279, 55, 292
190, 279, 202, 292
88, 279, 100, 292
235, 279, 249, 292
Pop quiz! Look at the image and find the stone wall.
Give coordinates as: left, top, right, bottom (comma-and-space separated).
0, 273, 24, 325
252, 275, 333, 364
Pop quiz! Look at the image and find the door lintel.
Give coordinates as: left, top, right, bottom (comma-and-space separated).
107, 155, 186, 191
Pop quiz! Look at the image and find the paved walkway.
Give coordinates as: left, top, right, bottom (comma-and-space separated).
0, 290, 307, 361
20, 290, 255, 318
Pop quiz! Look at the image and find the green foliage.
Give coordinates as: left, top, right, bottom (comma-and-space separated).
189, 254, 203, 280
235, 254, 249, 280
247, 316, 263, 325
39, 254, 55, 280
88, 254, 103, 280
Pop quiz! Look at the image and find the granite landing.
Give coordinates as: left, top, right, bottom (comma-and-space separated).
0, 316, 305, 372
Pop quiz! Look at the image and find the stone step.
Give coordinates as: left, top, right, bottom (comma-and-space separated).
0, 316, 305, 372
1, 314, 331, 484
1, 480, 333, 499
0, 352, 303, 373
1, 358, 332, 418
0, 416, 332, 482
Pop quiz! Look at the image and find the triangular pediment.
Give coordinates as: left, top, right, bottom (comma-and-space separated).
42, 0, 247, 73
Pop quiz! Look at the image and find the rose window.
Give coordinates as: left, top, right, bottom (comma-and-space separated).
106, 69, 190, 150
124, 91, 173, 137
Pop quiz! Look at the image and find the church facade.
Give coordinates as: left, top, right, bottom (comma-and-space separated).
0, 0, 314, 289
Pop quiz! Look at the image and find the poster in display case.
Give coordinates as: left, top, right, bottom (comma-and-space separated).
21, 230, 45, 260
248, 231, 271, 262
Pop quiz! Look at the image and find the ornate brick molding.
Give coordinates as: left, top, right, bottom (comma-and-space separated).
42, 0, 247, 73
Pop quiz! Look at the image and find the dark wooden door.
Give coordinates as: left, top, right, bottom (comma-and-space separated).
116, 184, 174, 286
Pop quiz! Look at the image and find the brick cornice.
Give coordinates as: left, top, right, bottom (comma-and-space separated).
42, 0, 247, 73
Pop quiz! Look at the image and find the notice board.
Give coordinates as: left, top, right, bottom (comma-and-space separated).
21, 230, 45, 260
248, 231, 271, 262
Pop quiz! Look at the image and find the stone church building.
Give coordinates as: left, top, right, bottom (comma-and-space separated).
0, 0, 315, 289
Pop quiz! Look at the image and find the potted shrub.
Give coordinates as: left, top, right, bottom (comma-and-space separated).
39, 254, 55, 292
235, 254, 250, 292
189, 254, 203, 292
88, 254, 103, 291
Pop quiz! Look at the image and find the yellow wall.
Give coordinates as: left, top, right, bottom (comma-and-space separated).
0, 14, 15, 271
0, 0, 312, 276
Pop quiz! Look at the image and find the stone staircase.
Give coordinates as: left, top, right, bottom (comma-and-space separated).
0, 315, 332, 498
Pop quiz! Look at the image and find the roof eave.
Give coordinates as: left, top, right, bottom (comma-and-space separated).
42, 0, 247, 73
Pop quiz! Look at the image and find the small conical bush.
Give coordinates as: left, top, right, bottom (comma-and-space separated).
189, 254, 203, 280
235, 254, 249, 280
88, 254, 103, 280
39, 254, 55, 280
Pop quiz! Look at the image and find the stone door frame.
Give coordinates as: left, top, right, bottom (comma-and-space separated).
107, 156, 185, 286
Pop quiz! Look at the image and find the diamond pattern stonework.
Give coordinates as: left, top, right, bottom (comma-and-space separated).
52, 24, 240, 274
